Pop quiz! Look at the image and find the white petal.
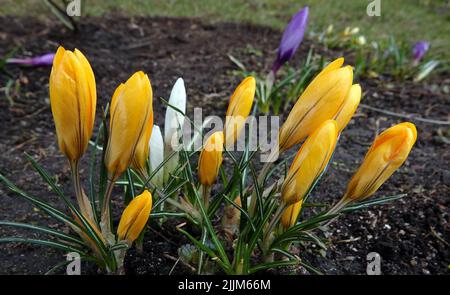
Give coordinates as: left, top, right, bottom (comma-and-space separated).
164, 77, 186, 146
149, 125, 164, 188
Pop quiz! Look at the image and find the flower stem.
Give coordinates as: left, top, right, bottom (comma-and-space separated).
262, 202, 287, 262
201, 185, 211, 210
70, 160, 94, 221
100, 179, 115, 244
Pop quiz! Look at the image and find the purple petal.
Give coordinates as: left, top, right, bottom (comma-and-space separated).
7, 53, 55, 66
412, 41, 429, 62
272, 6, 309, 74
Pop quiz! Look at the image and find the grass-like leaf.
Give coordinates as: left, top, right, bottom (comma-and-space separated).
249, 259, 299, 274
0, 221, 84, 247
24, 154, 110, 262
0, 237, 86, 254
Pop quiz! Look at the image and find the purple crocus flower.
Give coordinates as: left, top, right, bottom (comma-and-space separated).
412, 41, 429, 64
272, 6, 309, 75
6, 53, 55, 67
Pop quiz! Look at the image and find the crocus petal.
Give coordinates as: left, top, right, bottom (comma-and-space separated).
149, 125, 164, 188
224, 76, 256, 146
198, 131, 224, 186
334, 84, 362, 132
279, 59, 352, 152
412, 41, 430, 62
132, 82, 154, 177
49, 47, 96, 162
117, 190, 152, 243
344, 122, 417, 201
7, 53, 55, 66
281, 200, 303, 229
164, 78, 187, 144
105, 71, 153, 180
282, 120, 338, 205
164, 78, 187, 182
272, 6, 309, 73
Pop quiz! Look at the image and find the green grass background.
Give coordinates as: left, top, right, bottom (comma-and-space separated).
2, 0, 449, 58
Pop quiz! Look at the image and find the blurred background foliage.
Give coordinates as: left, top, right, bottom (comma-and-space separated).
1, 0, 449, 59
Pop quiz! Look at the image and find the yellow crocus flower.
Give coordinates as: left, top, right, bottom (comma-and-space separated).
198, 131, 224, 186
334, 84, 361, 132
281, 200, 303, 230
49, 46, 96, 162
282, 120, 338, 205
343, 122, 417, 202
117, 190, 152, 244
278, 58, 353, 152
224, 77, 256, 146
104, 71, 153, 181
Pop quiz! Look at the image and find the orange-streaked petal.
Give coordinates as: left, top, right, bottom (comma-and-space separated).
198, 131, 224, 186
343, 122, 417, 201
105, 71, 153, 180
279, 61, 352, 152
281, 200, 303, 229
282, 120, 338, 205
334, 84, 361, 132
224, 76, 256, 146
117, 190, 152, 243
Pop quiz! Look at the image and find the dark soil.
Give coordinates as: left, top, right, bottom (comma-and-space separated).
0, 15, 449, 275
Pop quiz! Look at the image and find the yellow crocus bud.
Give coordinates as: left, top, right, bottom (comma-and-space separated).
281, 200, 303, 230
343, 122, 417, 202
49, 46, 96, 162
334, 84, 361, 132
104, 71, 153, 181
224, 76, 256, 146
117, 190, 152, 243
198, 131, 224, 186
282, 120, 338, 205
278, 58, 353, 152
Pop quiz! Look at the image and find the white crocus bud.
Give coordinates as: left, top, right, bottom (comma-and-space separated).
149, 125, 164, 188
164, 78, 186, 183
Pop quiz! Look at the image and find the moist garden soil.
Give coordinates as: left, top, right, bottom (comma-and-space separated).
0, 15, 449, 275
